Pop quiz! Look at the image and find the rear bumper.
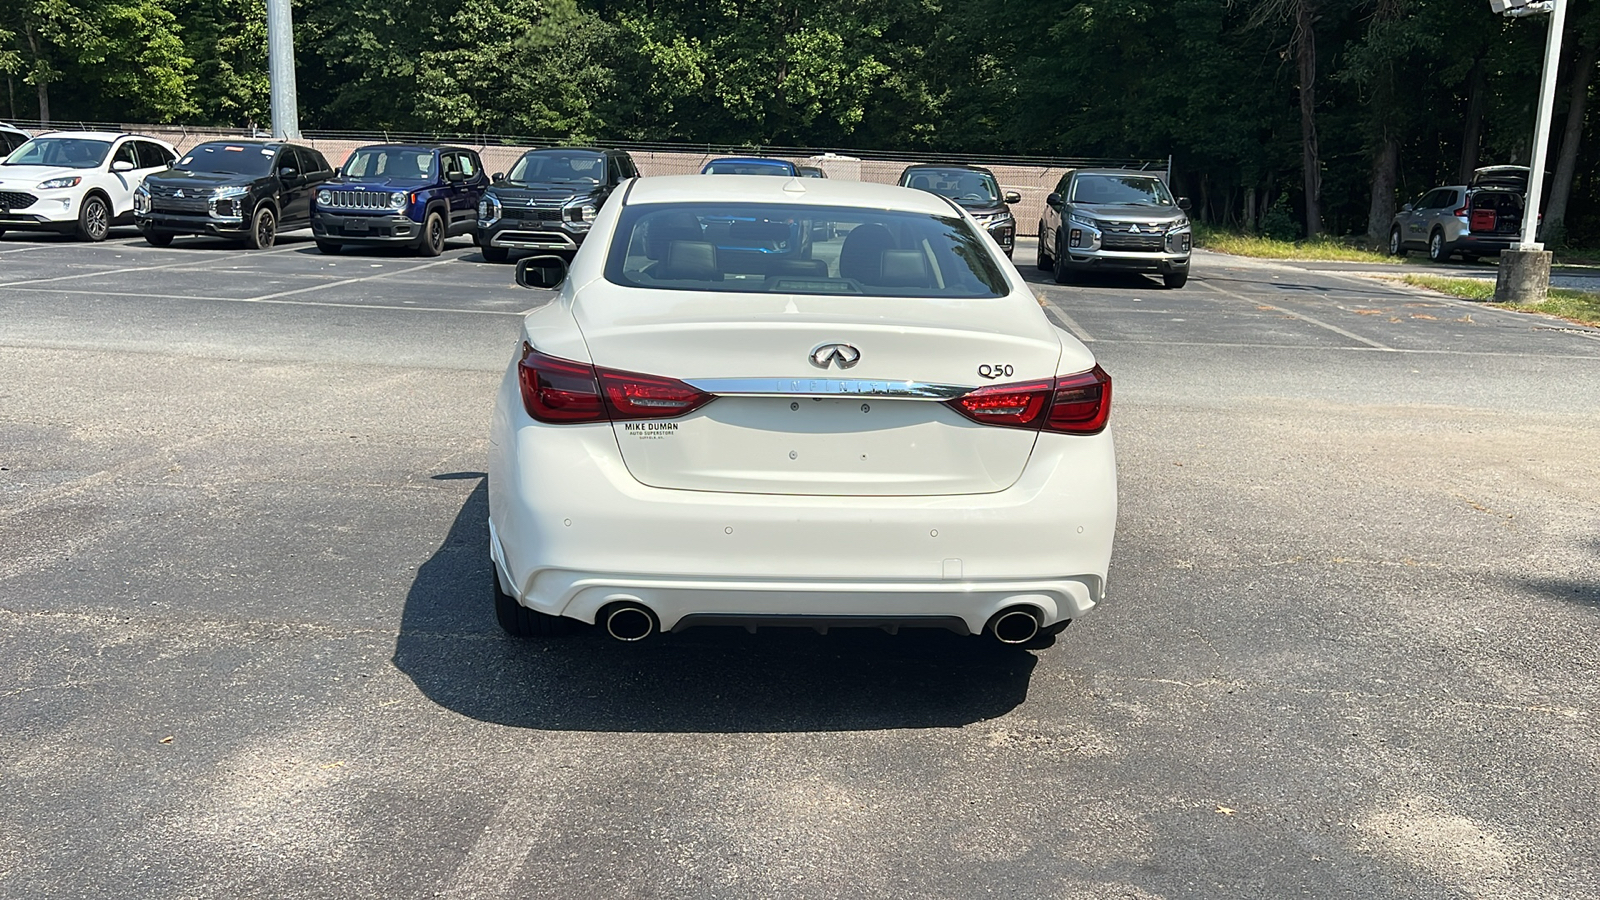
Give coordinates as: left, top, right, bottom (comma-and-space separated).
1454, 234, 1516, 253
487, 362, 1118, 635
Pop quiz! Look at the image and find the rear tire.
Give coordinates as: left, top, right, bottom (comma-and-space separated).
1162, 271, 1188, 289
316, 240, 342, 255
76, 194, 111, 242
246, 206, 277, 250
1035, 225, 1052, 270
142, 230, 174, 247
1428, 229, 1450, 263
494, 576, 568, 637
481, 245, 509, 263
417, 211, 445, 257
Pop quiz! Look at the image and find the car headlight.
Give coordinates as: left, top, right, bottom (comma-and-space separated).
478, 195, 501, 224
316, 189, 332, 206
133, 183, 151, 213
986, 212, 1015, 227
389, 191, 408, 210
565, 201, 598, 224
1166, 216, 1191, 233
212, 185, 249, 199
37, 176, 82, 190
1068, 212, 1099, 229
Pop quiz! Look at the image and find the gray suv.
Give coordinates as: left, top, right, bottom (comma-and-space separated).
1036, 169, 1193, 288
1388, 166, 1527, 263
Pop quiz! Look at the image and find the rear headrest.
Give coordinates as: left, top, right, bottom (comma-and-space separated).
839, 223, 896, 282
644, 213, 703, 260
875, 250, 933, 288
656, 241, 721, 281
909, 175, 932, 189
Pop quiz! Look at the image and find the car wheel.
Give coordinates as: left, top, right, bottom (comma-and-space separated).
1428, 229, 1450, 263
142, 230, 175, 247
1052, 237, 1075, 284
481, 245, 509, 263
1162, 271, 1189, 289
315, 240, 342, 255
247, 206, 277, 250
76, 194, 111, 242
418, 211, 445, 257
494, 576, 568, 638
1035, 225, 1052, 270
1388, 227, 1406, 257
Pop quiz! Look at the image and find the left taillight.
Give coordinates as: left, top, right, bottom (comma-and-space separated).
518, 343, 713, 423
947, 365, 1111, 435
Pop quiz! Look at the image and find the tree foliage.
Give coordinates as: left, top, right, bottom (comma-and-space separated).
12, 0, 1600, 243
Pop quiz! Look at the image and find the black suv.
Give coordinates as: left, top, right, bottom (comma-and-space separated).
135, 140, 334, 249
898, 164, 1021, 258
476, 147, 638, 262
311, 144, 488, 256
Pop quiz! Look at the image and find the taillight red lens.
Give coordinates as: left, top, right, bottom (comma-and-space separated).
950, 379, 1053, 428
947, 366, 1111, 435
1046, 365, 1111, 434
598, 370, 714, 419
519, 344, 606, 422
518, 343, 714, 423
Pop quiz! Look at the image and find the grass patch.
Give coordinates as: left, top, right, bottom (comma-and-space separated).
1193, 226, 1399, 264
1402, 274, 1600, 327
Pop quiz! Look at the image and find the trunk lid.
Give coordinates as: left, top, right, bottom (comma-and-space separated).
572, 285, 1068, 496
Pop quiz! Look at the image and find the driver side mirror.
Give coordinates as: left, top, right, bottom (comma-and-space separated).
1003, 190, 1021, 204
1045, 192, 1062, 208
515, 255, 568, 289
1177, 197, 1192, 211
279, 167, 299, 182
111, 160, 134, 173
1402, 203, 1414, 212
446, 170, 465, 183
492, 172, 505, 183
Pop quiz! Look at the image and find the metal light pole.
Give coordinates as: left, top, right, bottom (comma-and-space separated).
1492, 0, 1565, 304
266, 0, 301, 140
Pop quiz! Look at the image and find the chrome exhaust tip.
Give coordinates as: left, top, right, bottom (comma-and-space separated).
603, 603, 657, 642
989, 608, 1042, 645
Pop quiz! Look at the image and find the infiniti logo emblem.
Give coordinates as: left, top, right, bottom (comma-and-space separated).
809, 343, 861, 370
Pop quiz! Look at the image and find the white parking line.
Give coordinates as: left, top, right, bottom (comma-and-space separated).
437, 788, 553, 900
1089, 338, 1600, 360
0, 243, 61, 256
246, 256, 461, 301
1200, 279, 1395, 351
0, 242, 306, 288
0, 285, 525, 316
1044, 304, 1096, 342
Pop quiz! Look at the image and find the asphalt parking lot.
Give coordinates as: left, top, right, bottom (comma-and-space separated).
2, 227, 1598, 899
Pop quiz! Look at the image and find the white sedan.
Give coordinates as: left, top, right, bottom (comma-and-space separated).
488, 175, 1117, 644
0, 131, 177, 241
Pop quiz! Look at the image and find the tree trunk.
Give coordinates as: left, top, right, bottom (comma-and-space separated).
1295, 1, 1323, 239
1543, 39, 1600, 244
1458, 57, 1488, 184
22, 25, 49, 124
1366, 134, 1400, 249
1244, 185, 1258, 231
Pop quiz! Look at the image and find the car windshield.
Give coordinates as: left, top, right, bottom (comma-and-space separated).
1070, 174, 1175, 206
702, 161, 793, 175
175, 143, 277, 176
903, 168, 1001, 207
343, 148, 434, 181
3, 138, 112, 169
507, 151, 604, 185
605, 202, 1010, 298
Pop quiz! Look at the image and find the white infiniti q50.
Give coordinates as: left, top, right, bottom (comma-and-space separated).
488, 175, 1116, 644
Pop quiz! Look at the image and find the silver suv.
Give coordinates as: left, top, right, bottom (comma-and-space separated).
1388, 166, 1526, 262
1036, 169, 1193, 288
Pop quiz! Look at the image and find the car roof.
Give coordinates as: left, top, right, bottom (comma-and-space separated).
901, 163, 997, 175
29, 130, 141, 141
1069, 168, 1167, 177
625, 174, 954, 215
521, 146, 608, 155
352, 143, 470, 153
706, 156, 792, 166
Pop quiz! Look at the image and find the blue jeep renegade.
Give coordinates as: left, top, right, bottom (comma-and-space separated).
311, 144, 488, 256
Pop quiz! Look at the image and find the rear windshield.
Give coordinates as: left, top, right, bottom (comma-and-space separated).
604, 202, 1010, 298
507, 151, 604, 185
3, 138, 111, 169
344, 147, 434, 181
176, 143, 276, 176
902, 168, 1000, 207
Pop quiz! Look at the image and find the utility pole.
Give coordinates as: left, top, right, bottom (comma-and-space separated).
266, 0, 302, 139
1491, 0, 1566, 304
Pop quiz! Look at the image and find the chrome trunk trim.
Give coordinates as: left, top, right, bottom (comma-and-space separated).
683, 378, 971, 400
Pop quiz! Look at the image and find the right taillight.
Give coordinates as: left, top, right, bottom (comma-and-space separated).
948, 365, 1111, 435
518, 343, 714, 424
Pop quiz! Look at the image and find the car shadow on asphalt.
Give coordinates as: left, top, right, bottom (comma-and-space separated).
392, 477, 1040, 732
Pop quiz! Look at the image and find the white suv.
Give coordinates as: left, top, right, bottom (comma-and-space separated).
0, 131, 178, 241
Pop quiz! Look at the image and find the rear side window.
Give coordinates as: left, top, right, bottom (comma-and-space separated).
604, 202, 1009, 298
112, 141, 138, 168
456, 152, 477, 178
136, 141, 175, 169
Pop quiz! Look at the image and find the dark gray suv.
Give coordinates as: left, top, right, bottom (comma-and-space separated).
1036, 169, 1193, 288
